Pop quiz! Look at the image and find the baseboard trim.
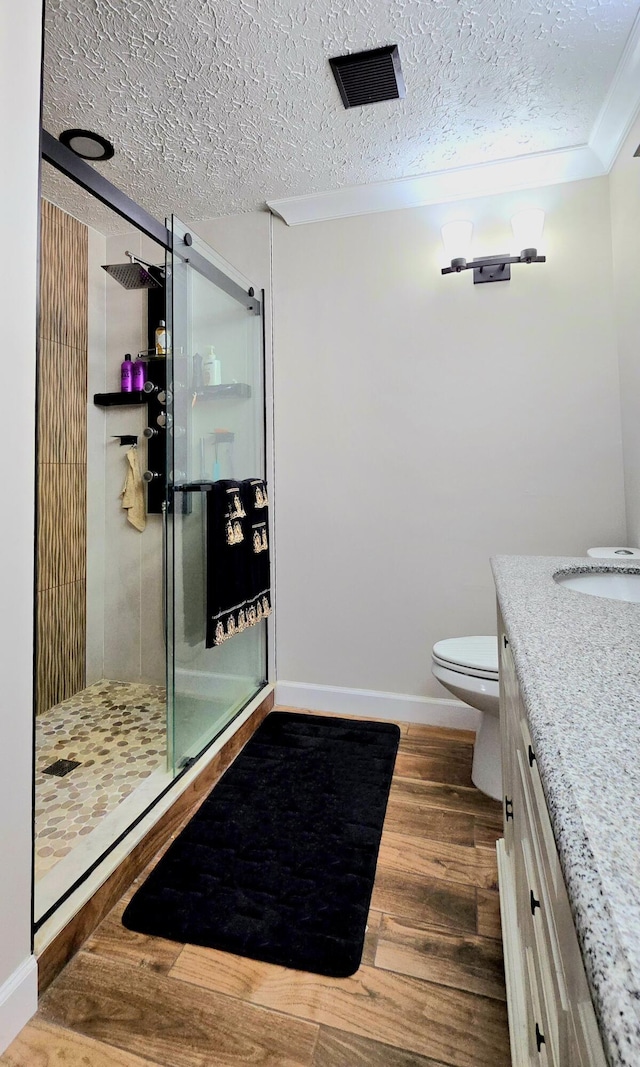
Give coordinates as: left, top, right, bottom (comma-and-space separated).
0, 956, 37, 1054
275, 680, 480, 731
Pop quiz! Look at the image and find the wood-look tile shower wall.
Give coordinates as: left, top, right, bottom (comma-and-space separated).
36, 199, 88, 715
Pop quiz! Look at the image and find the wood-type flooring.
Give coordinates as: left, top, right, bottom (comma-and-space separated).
2, 711, 510, 1067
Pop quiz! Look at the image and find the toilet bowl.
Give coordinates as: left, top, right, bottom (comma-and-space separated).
431, 636, 501, 801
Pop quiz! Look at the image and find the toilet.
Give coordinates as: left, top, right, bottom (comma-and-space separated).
431, 636, 501, 801
430, 552, 640, 802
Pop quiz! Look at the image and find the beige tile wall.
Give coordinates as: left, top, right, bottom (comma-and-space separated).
102, 232, 165, 686
36, 199, 88, 715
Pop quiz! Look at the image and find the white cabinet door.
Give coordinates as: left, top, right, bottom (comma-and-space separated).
497, 612, 607, 1067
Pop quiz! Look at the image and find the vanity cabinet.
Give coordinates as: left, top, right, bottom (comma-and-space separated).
497, 612, 607, 1067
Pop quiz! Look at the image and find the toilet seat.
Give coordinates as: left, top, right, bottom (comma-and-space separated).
432, 636, 498, 680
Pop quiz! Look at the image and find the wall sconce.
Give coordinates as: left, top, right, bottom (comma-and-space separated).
441, 209, 546, 284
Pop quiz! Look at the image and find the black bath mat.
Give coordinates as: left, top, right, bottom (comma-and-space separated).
122, 712, 400, 977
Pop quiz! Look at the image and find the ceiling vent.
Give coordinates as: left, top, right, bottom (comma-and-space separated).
329, 45, 406, 109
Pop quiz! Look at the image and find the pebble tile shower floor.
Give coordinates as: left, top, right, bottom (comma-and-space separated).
35, 680, 166, 879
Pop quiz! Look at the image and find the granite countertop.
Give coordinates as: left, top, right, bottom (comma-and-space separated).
491, 555, 640, 1067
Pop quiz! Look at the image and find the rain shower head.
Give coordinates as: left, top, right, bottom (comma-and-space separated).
102, 251, 163, 290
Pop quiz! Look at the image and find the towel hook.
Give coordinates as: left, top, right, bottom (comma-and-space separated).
112, 435, 138, 446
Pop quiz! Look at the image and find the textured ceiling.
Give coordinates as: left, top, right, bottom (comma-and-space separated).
42, 0, 640, 233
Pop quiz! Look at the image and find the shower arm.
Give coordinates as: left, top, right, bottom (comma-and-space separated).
125, 251, 165, 276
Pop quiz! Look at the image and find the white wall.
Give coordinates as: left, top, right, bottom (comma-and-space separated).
272, 178, 627, 712
609, 112, 640, 548
0, 0, 42, 1049
193, 212, 271, 288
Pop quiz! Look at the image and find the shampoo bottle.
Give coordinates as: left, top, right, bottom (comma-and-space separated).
155, 320, 169, 356
132, 358, 146, 391
120, 353, 133, 392
203, 345, 222, 386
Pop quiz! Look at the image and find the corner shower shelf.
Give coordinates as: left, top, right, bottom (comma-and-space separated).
93, 391, 146, 407
197, 383, 252, 400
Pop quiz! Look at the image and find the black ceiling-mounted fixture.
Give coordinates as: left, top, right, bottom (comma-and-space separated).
329, 45, 405, 108
59, 128, 115, 161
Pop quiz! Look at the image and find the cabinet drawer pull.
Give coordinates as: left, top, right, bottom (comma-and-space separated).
505, 796, 513, 821
535, 1023, 545, 1052
530, 889, 541, 915
528, 744, 536, 767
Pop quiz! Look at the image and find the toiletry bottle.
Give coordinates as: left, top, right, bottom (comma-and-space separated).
155, 320, 169, 356
121, 353, 133, 392
203, 345, 222, 387
132, 357, 146, 391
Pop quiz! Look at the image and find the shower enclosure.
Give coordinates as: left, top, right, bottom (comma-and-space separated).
35, 135, 269, 925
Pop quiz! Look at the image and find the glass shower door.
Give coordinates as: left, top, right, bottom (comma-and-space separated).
165, 217, 267, 773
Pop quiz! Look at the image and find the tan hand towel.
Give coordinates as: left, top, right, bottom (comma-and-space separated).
121, 446, 146, 532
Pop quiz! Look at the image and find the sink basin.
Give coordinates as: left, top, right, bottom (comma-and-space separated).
554, 570, 640, 602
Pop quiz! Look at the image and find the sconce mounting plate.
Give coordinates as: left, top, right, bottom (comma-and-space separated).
473, 255, 511, 284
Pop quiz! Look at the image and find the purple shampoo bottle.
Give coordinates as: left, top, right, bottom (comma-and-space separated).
132, 358, 146, 391
121, 353, 133, 392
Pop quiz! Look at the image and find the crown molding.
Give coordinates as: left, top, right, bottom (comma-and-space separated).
266, 144, 605, 226
268, 12, 640, 228
589, 7, 640, 170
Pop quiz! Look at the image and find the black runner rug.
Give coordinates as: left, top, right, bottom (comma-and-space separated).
122, 711, 400, 977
